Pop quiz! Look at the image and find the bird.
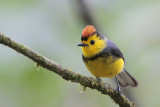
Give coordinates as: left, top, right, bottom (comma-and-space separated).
78, 25, 138, 93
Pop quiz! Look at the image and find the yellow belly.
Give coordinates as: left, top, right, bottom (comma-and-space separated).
84, 56, 124, 78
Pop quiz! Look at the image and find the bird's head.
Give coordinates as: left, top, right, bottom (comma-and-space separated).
78, 25, 106, 58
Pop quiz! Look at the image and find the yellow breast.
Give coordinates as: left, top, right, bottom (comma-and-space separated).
84, 56, 124, 78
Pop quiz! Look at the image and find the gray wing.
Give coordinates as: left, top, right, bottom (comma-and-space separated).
102, 39, 125, 62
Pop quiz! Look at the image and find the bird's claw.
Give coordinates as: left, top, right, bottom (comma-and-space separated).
117, 87, 121, 94
96, 78, 102, 82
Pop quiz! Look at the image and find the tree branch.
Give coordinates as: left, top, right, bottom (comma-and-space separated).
0, 33, 136, 107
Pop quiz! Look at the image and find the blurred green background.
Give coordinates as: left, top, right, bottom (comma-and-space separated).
0, 0, 160, 107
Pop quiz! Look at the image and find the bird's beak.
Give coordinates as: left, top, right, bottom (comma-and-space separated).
77, 43, 88, 47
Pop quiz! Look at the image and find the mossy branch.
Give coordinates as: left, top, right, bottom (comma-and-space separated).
0, 33, 136, 107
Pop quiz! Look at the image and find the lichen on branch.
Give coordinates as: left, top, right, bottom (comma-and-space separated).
0, 33, 136, 107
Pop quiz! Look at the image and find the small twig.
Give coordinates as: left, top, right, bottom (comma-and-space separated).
0, 33, 136, 107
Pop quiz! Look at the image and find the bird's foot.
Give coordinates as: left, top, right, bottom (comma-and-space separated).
117, 86, 121, 94
92, 78, 102, 86
96, 78, 102, 82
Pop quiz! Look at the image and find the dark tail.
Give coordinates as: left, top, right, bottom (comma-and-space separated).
117, 69, 138, 87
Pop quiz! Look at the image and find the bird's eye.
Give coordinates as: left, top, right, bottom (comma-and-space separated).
90, 40, 95, 45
